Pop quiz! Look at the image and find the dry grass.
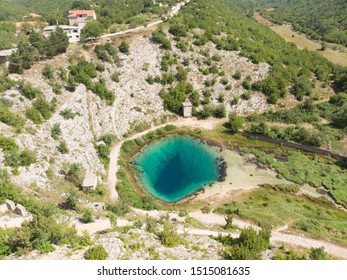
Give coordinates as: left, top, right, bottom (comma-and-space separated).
254, 13, 347, 66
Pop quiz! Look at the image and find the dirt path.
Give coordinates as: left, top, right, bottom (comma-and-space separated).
130, 209, 347, 259
100, 0, 190, 39
106, 117, 227, 200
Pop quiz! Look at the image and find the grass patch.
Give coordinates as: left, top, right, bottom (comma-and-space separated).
217, 188, 347, 247
242, 148, 347, 208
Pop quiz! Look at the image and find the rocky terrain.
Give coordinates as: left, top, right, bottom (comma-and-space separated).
0, 29, 273, 193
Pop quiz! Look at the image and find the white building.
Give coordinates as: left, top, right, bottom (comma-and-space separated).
43, 25, 81, 43
68, 10, 97, 28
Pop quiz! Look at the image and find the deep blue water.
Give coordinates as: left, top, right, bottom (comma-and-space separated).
132, 135, 220, 203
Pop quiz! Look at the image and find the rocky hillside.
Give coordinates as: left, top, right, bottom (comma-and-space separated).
0, 27, 273, 193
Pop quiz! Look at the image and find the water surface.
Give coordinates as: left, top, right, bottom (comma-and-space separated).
132, 135, 220, 203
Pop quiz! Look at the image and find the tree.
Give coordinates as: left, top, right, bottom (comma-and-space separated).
42, 64, 54, 79
71, 0, 90, 10
29, 31, 46, 56
8, 52, 23, 74
84, 245, 108, 260
228, 113, 244, 133
45, 27, 69, 57
64, 191, 78, 210
119, 41, 129, 55
309, 247, 327, 260
158, 223, 182, 248
81, 21, 104, 40
223, 227, 271, 260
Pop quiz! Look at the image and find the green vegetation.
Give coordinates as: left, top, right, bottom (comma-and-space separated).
59, 108, 78, 120
95, 134, 117, 166
58, 141, 69, 154
26, 96, 55, 125
84, 245, 108, 260
51, 123, 62, 140
0, 135, 36, 169
119, 41, 130, 55
8, 28, 69, 74
0, 172, 92, 258
240, 147, 347, 208
68, 60, 115, 104
151, 29, 172, 50
228, 113, 244, 134
0, 22, 17, 50
81, 20, 104, 40
94, 43, 119, 63
19, 82, 42, 100
218, 226, 271, 260
0, 106, 25, 130
158, 222, 184, 248
217, 188, 347, 246
257, 0, 347, 46
166, 0, 346, 105
246, 94, 347, 147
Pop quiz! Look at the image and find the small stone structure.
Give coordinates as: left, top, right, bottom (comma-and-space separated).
183, 99, 192, 118
0, 48, 17, 64
82, 173, 98, 191
15, 204, 27, 216
5, 199, 16, 211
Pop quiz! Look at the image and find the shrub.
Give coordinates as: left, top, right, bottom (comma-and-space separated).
111, 71, 121, 83
158, 223, 182, 248
309, 247, 327, 260
82, 209, 94, 223
64, 191, 78, 210
26, 107, 44, 124
84, 245, 108, 260
51, 123, 62, 140
92, 81, 115, 105
107, 200, 129, 216
0, 107, 25, 129
19, 82, 42, 100
58, 141, 69, 154
60, 108, 77, 120
228, 113, 244, 133
42, 64, 54, 79
201, 205, 211, 214
33, 97, 53, 120
119, 41, 130, 55
233, 71, 242, 80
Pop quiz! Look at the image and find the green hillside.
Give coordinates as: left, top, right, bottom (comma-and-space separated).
0, 0, 28, 20
235, 0, 347, 46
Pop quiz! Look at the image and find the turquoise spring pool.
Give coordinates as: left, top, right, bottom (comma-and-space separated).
132, 134, 221, 203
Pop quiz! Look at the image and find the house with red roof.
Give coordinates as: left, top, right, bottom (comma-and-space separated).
68, 10, 96, 28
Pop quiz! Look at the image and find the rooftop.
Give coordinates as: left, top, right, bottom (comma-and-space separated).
43, 25, 80, 31
0, 48, 17, 56
83, 173, 97, 187
68, 10, 96, 18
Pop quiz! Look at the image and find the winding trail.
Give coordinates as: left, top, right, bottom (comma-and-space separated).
133, 209, 347, 259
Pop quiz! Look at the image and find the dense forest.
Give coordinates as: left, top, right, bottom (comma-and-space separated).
234, 0, 347, 46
